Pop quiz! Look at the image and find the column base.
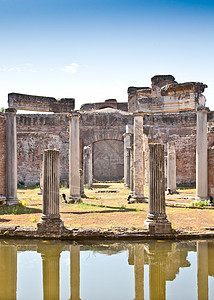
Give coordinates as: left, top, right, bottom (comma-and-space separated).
37, 190, 42, 195
144, 218, 172, 234
37, 218, 64, 235
167, 188, 178, 195
132, 194, 146, 203
68, 196, 82, 204
196, 196, 209, 200
5, 197, 19, 206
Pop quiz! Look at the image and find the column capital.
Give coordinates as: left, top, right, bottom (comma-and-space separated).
196, 105, 210, 113
133, 112, 144, 117
67, 111, 80, 119
5, 108, 17, 114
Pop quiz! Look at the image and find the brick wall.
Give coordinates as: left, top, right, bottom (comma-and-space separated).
17, 114, 69, 185
0, 114, 6, 195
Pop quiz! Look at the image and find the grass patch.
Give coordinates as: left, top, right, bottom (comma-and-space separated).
0, 201, 41, 215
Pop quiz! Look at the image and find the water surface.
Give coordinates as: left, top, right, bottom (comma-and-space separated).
0, 239, 214, 299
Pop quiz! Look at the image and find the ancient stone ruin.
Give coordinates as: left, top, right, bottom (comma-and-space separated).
0, 74, 213, 233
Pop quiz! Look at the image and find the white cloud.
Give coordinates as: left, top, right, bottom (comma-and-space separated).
61, 63, 79, 73
0, 64, 37, 72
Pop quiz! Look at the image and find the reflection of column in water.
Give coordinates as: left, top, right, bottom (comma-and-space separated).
39, 244, 61, 300
0, 245, 17, 300
146, 242, 171, 300
197, 241, 208, 300
70, 245, 81, 300
134, 244, 144, 300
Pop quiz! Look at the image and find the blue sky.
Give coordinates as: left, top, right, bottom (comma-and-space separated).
0, 0, 214, 110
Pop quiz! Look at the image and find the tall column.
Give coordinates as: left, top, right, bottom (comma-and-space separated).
129, 146, 134, 196
38, 244, 61, 300
37, 149, 64, 234
80, 169, 85, 197
133, 113, 145, 202
0, 244, 17, 300
5, 108, 18, 205
68, 113, 81, 202
38, 153, 43, 195
197, 241, 208, 300
196, 106, 209, 199
83, 145, 93, 189
134, 244, 144, 300
144, 143, 171, 234
70, 245, 81, 300
124, 125, 133, 187
167, 142, 177, 194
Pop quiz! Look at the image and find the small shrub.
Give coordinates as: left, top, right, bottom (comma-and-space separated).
190, 199, 210, 207
31, 217, 36, 222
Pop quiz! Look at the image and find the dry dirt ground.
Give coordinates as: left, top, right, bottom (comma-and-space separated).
0, 182, 214, 234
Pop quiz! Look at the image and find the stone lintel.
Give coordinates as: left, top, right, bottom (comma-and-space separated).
8, 93, 75, 113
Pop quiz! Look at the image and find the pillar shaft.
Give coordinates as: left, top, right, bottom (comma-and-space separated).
70, 245, 81, 300
69, 113, 81, 201
37, 149, 63, 234
167, 142, 177, 194
5, 108, 18, 205
83, 145, 93, 189
38, 153, 43, 195
196, 107, 208, 199
124, 125, 133, 187
133, 114, 145, 202
80, 169, 84, 196
145, 143, 171, 234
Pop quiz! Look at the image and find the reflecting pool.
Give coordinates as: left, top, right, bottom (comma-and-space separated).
0, 239, 214, 299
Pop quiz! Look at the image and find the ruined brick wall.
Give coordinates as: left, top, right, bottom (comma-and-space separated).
143, 112, 197, 185
17, 114, 69, 186
0, 114, 6, 195
16, 109, 133, 185
80, 109, 133, 181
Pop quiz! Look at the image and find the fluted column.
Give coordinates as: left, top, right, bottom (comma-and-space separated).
145, 143, 171, 234
37, 149, 64, 234
134, 244, 144, 300
70, 245, 81, 300
196, 106, 209, 199
133, 113, 145, 202
0, 244, 17, 300
38, 244, 61, 300
5, 108, 18, 205
167, 142, 177, 194
68, 113, 81, 202
80, 169, 85, 197
197, 241, 208, 300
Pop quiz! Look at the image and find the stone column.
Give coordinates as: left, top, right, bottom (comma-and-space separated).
133, 113, 145, 202
68, 113, 81, 202
144, 143, 171, 234
129, 146, 134, 196
134, 244, 144, 300
83, 145, 93, 189
38, 153, 43, 195
38, 244, 61, 300
167, 142, 177, 194
5, 108, 18, 205
123, 125, 133, 187
70, 245, 81, 300
197, 241, 208, 300
196, 106, 209, 199
80, 169, 85, 197
37, 149, 64, 234
0, 244, 17, 300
